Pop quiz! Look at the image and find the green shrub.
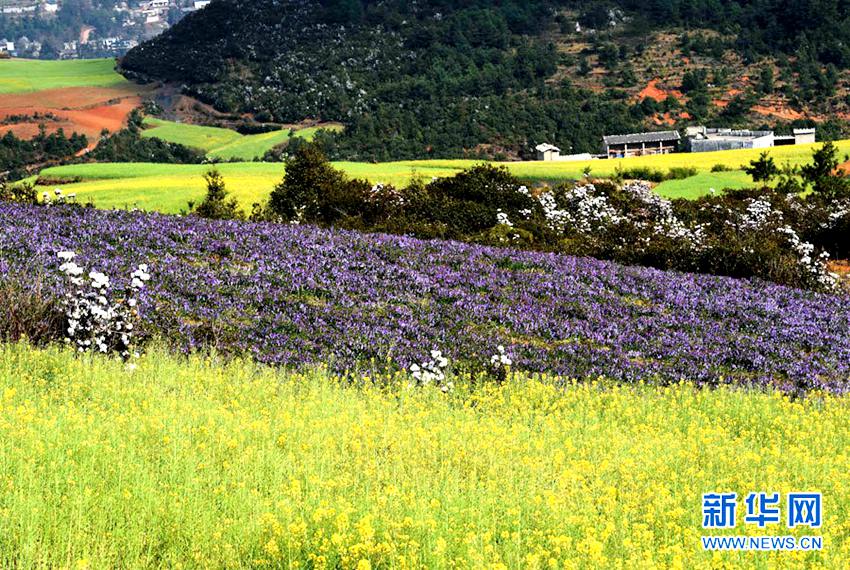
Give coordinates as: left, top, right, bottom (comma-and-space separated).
188, 169, 244, 220
0, 181, 38, 205
267, 143, 367, 224
666, 166, 698, 180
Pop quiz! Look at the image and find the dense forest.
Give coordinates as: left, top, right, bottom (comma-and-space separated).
120, 0, 850, 160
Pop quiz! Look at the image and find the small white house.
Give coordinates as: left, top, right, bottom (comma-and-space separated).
535, 143, 561, 161
793, 128, 816, 145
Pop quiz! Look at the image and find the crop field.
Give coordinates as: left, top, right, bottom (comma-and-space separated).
3, 203, 848, 390
141, 117, 342, 160
33, 139, 850, 212
35, 161, 464, 212
0, 58, 129, 93
0, 342, 847, 568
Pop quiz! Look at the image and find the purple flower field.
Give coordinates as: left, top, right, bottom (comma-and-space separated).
2, 203, 849, 392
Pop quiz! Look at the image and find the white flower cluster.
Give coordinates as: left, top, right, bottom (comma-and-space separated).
515, 186, 534, 219
537, 191, 571, 232
57, 251, 150, 359
738, 199, 783, 231
775, 226, 838, 290
42, 188, 76, 205
409, 350, 452, 392
536, 185, 622, 234
824, 201, 850, 228
490, 345, 512, 367
495, 209, 513, 227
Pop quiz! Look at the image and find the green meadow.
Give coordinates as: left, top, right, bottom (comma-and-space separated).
141, 118, 341, 161
0, 58, 129, 93
34, 139, 849, 213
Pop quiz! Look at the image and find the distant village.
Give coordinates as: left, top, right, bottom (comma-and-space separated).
536, 126, 817, 161
0, 0, 209, 59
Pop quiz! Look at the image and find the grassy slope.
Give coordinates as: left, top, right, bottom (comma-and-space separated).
37, 139, 850, 213
0, 58, 128, 93
141, 118, 343, 161
141, 118, 242, 152
0, 343, 846, 568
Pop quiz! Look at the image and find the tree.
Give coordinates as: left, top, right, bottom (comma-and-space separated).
744, 152, 779, 184
758, 66, 774, 94
800, 141, 850, 199
680, 69, 707, 94
190, 169, 244, 220
578, 56, 592, 76
267, 143, 351, 222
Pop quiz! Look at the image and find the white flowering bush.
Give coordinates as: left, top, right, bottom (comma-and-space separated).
57, 251, 150, 359
488, 345, 513, 383
621, 182, 706, 250
775, 226, 838, 290
409, 349, 453, 392
543, 185, 623, 234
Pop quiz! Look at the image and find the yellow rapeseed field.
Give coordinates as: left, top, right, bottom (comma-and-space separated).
0, 343, 848, 568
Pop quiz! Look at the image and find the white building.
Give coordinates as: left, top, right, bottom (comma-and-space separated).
687, 127, 774, 153
535, 143, 561, 161
793, 128, 816, 145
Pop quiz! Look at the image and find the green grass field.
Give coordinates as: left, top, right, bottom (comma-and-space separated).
0, 58, 129, 93
36, 139, 849, 213
141, 118, 341, 161
0, 342, 846, 568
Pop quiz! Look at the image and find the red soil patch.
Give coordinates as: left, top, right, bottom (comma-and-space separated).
751, 105, 804, 121
63, 99, 141, 135
836, 160, 850, 175
652, 110, 693, 126
638, 79, 683, 103
0, 85, 150, 139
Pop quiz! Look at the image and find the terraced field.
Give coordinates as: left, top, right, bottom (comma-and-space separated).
34, 139, 850, 212
141, 118, 342, 161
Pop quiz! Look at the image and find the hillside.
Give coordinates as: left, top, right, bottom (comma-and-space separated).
119, 0, 850, 160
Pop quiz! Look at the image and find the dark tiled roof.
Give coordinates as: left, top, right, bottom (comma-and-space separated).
603, 131, 681, 145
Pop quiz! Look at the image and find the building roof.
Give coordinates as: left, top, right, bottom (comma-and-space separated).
696, 129, 774, 141
603, 130, 680, 146
535, 143, 560, 153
